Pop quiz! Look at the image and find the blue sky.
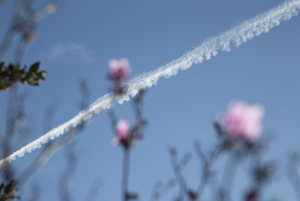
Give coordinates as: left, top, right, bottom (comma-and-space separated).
1, 0, 300, 200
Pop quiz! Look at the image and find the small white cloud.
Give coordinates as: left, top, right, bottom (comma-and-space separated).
40, 43, 96, 64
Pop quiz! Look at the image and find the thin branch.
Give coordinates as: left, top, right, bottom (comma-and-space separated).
0, 0, 57, 62
17, 127, 81, 187
195, 142, 224, 200
122, 149, 130, 201
58, 144, 77, 201
84, 178, 101, 201
169, 148, 191, 201
149, 180, 175, 201
220, 151, 242, 201
285, 152, 300, 201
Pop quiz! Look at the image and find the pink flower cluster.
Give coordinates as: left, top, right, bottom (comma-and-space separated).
218, 101, 264, 142
108, 58, 131, 83
112, 119, 131, 146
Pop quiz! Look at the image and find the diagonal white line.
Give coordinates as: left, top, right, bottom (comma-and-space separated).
1, 0, 299, 168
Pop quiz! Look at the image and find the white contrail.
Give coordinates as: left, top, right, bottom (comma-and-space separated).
0, 0, 299, 168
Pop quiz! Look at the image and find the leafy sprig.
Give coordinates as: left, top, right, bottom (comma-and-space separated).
0, 62, 46, 91
0, 180, 19, 201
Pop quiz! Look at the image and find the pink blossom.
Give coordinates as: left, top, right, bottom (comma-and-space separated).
219, 101, 264, 142
108, 58, 131, 83
111, 119, 130, 146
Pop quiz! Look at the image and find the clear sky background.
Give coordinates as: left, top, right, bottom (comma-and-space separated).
1, 0, 300, 200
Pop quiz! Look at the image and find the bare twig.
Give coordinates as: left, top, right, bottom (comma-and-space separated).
17, 81, 89, 187
149, 180, 175, 201
58, 144, 77, 201
169, 148, 191, 201
27, 183, 40, 201
1, 85, 24, 182
220, 151, 242, 201
285, 152, 300, 200
0, 0, 57, 62
195, 142, 224, 200
84, 178, 101, 201
122, 149, 130, 201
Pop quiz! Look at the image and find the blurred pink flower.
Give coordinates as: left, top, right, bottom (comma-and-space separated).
219, 101, 264, 142
108, 58, 131, 83
112, 119, 130, 146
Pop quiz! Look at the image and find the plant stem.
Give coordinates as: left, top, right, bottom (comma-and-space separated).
122, 149, 130, 201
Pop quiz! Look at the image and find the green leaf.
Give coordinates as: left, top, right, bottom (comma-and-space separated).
8, 64, 14, 72
15, 63, 20, 70
28, 80, 39, 86
0, 62, 4, 70
0, 183, 4, 193
23, 72, 33, 81
29, 62, 40, 73
4, 180, 14, 194
0, 72, 8, 79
